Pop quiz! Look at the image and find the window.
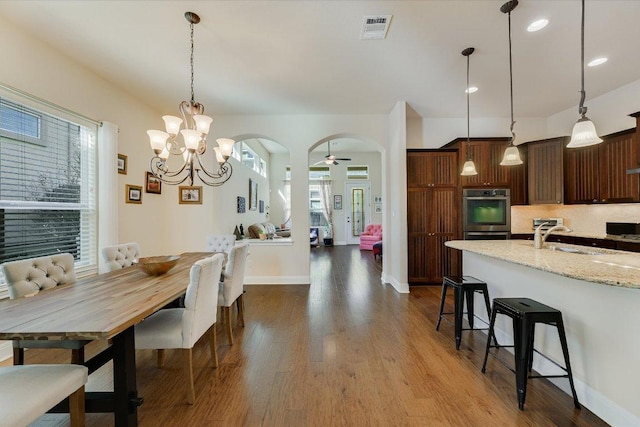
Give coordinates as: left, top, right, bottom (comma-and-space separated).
347, 165, 368, 180
0, 92, 97, 295
240, 143, 267, 177
308, 166, 331, 227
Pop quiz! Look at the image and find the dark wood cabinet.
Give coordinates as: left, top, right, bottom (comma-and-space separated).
449, 138, 527, 205
564, 128, 639, 204
407, 150, 460, 284
527, 137, 566, 205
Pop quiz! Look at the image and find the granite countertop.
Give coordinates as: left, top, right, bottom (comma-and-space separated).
445, 239, 640, 289
511, 230, 640, 243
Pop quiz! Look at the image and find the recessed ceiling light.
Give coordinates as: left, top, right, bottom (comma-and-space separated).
527, 18, 549, 32
588, 57, 608, 67
466, 86, 478, 94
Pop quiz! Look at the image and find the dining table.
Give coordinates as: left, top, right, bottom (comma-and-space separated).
0, 251, 219, 427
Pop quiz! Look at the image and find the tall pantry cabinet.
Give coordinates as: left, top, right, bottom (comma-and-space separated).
406, 150, 461, 284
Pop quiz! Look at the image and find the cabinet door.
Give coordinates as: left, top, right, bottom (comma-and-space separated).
407, 151, 458, 187
460, 141, 513, 187
485, 142, 511, 186
431, 152, 458, 187
407, 152, 433, 188
429, 188, 460, 283
565, 145, 600, 204
407, 188, 431, 283
508, 145, 528, 205
599, 132, 639, 203
528, 139, 564, 204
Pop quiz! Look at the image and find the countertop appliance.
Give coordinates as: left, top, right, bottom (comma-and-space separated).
462, 188, 511, 240
606, 222, 640, 240
532, 218, 564, 230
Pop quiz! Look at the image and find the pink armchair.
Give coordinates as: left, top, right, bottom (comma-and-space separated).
359, 224, 382, 250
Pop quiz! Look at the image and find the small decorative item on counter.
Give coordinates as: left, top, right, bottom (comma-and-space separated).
259, 230, 267, 240
234, 226, 242, 240
239, 223, 244, 236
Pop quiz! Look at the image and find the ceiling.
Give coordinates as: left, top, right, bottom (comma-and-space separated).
1, 1, 639, 134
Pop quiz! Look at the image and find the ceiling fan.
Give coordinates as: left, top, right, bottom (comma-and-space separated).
313, 141, 351, 165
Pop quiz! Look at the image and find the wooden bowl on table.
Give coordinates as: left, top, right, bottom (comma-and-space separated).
135, 256, 180, 276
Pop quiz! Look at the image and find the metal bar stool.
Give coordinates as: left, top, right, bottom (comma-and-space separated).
481, 297, 580, 410
436, 275, 496, 350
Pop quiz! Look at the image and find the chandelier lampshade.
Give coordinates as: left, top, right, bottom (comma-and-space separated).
146, 11, 235, 187
567, 0, 602, 148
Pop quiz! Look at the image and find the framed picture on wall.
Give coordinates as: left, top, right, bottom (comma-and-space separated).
117, 154, 127, 174
179, 186, 202, 204
126, 185, 142, 204
237, 196, 246, 213
334, 194, 342, 210
145, 171, 161, 194
259, 200, 264, 213
249, 179, 258, 210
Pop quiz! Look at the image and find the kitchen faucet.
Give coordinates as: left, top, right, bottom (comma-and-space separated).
534, 222, 573, 249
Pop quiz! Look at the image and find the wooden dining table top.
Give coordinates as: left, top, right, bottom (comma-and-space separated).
0, 252, 219, 341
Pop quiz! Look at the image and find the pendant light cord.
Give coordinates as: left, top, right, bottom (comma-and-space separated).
190, 21, 195, 104
508, 10, 516, 145
466, 53, 471, 160
578, 0, 587, 117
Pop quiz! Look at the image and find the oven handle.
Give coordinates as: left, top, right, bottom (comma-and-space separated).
463, 196, 509, 200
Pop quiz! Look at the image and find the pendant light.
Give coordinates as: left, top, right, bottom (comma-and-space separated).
567, 0, 602, 148
461, 47, 478, 176
499, 0, 523, 166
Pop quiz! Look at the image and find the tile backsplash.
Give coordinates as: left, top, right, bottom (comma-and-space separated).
511, 203, 640, 237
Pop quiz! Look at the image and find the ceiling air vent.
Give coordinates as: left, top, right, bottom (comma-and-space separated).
361, 15, 392, 40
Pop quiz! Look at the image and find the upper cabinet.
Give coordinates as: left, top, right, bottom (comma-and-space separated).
527, 137, 566, 205
455, 138, 527, 205
564, 128, 639, 204
406, 150, 458, 188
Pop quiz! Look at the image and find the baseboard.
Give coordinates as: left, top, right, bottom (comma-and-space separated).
244, 275, 311, 285
0, 341, 12, 362
334, 240, 347, 245
486, 319, 640, 426
382, 273, 409, 293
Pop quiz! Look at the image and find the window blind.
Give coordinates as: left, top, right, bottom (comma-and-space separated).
0, 92, 97, 296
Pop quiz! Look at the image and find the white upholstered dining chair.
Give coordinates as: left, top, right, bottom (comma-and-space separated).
134, 253, 224, 404
218, 241, 249, 345
1, 253, 88, 365
102, 242, 141, 272
206, 234, 236, 254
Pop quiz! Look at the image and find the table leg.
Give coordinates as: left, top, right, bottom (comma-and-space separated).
112, 326, 143, 426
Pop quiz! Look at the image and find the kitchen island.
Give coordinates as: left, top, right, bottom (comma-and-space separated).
445, 239, 640, 426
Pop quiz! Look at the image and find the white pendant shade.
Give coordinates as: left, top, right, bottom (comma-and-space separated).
213, 147, 225, 164
147, 130, 170, 152
500, 145, 523, 166
216, 138, 235, 158
193, 115, 213, 136
461, 160, 478, 176
162, 115, 183, 137
181, 129, 201, 151
567, 118, 602, 148
159, 147, 170, 160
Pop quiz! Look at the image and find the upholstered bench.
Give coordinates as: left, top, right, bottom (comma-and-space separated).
372, 241, 383, 260
0, 364, 88, 427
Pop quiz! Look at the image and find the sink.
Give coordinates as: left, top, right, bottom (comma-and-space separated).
549, 246, 602, 255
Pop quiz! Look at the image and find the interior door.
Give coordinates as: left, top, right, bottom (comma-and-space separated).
345, 182, 370, 245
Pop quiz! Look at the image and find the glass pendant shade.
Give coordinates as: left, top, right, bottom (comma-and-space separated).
181, 129, 201, 150
500, 145, 523, 166
159, 147, 170, 160
193, 115, 213, 136
216, 138, 236, 158
162, 115, 183, 137
567, 118, 602, 148
461, 160, 478, 176
213, 147, 225, 164
147, 130, 170, 152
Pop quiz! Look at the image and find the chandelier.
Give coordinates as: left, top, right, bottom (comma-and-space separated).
146, 11, 235, 187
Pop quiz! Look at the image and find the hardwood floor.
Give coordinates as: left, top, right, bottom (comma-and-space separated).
17, 245, 607, 426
